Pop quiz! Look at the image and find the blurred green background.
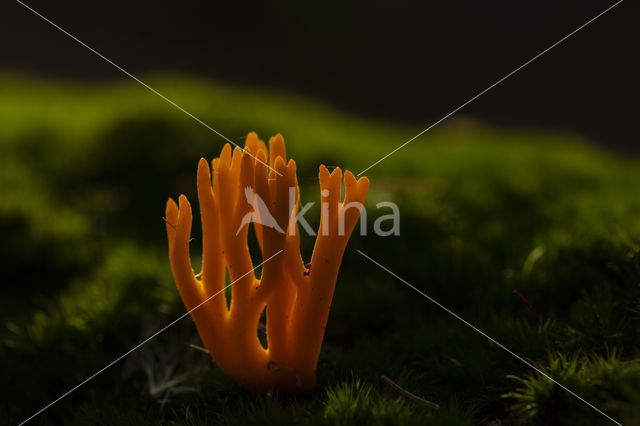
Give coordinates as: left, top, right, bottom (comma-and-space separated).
1, 73, 640, 425
2, 1, 638, 150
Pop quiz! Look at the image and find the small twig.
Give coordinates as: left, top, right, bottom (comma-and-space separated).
188, 343, 209, 354
380, 375, 439, 410
162, 216, 176, 230
513, 290, 552, 357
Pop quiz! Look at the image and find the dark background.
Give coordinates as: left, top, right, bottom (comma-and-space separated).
1, 0, 637, 150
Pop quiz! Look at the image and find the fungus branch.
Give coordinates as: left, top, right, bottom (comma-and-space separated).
166, 132, 369, 390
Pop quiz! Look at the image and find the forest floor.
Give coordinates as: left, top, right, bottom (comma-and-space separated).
1, 75, 639, 425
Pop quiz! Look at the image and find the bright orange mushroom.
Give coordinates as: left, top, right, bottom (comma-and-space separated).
166, 132, 369, 391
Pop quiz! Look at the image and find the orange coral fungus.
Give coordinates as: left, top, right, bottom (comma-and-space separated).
165, 132, 369, 391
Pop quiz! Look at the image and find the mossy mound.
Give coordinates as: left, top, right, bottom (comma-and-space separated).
1, 75, 639, 425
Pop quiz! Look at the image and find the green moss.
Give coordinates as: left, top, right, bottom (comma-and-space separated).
323, 377, 472, 426
503, 352, 640, 425
1, 74, 640, 424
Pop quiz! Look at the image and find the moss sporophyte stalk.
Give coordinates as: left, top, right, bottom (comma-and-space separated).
166, 132, 369, 391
